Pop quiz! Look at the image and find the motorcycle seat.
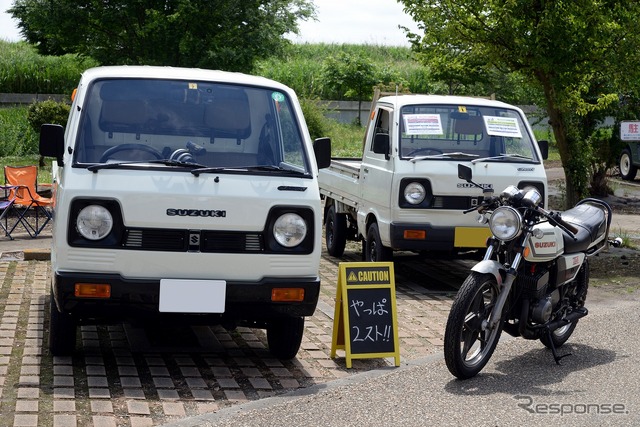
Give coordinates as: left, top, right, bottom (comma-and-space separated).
560, 204, 607, 253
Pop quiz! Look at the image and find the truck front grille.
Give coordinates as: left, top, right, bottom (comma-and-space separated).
431, 196, 484, 210
123, 228, 264, 253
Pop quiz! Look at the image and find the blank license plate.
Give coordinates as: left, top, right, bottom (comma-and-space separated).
159, 279, 226, 313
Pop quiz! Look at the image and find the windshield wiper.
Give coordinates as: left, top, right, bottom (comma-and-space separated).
471, 153, 533, 164
410, 152, 479, 163
87, 159, 206, 173
190, 164, 307, 177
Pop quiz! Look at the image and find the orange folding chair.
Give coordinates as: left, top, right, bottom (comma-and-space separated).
0, 184, 31, 239
4, 165, 53, 237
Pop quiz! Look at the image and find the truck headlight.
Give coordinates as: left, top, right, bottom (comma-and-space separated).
273, 213, 307, 247
76, 205, 113, 240
404, 182, 426, 205
489, 206, 522, 241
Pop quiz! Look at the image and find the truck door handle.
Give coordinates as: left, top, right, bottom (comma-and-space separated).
363, 168, 369, 173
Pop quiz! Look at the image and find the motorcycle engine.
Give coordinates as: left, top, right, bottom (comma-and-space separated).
531, 289, 560, 323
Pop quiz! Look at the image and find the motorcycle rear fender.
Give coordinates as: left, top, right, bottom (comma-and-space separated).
471, 260, 505, 287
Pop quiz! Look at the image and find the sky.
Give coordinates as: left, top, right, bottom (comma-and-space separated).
0, 0, 420, 46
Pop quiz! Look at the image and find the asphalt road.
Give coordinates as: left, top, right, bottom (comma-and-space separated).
165, 286, 640, 427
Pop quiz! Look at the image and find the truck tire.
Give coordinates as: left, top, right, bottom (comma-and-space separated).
325, 203, 347, 257
365, 223, 392, 262
48, 292, 77, 356
266, 316, 305, 359
619, 148, 638, 180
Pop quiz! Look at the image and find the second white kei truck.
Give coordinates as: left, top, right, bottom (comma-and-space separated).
319, 94, 549, 260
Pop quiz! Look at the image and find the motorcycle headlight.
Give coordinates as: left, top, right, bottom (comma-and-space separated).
273, 213, 307, 247
500, 185, 522, 202
404, 182, 426, 205
522, 187, 542, 207
76, 205, 113, 240
489, 206, 522, 241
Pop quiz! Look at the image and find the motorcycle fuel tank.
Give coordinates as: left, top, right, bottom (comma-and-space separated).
525, 222, 564, 262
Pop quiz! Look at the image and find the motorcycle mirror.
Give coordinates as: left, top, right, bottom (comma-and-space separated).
458, 164, 487, 191
458, 164, 473, 182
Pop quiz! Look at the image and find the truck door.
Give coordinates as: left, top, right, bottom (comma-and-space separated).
359, 107, 394, 241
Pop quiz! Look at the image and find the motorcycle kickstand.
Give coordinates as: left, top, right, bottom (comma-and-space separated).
546, 327, 572, 364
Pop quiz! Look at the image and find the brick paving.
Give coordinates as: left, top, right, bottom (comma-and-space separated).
0, 248, 471, 426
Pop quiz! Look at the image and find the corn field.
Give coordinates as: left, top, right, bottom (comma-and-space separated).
255, 43, 434, 99
0, 40, 98, 93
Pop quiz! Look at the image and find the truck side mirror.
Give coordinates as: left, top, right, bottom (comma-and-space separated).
537, 139, 549, 160
373, 133, 390, 159
313, 137, 332, 169
40, 124, 65, 166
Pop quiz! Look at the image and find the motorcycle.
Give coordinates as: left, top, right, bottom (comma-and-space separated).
444, 164, 621, 380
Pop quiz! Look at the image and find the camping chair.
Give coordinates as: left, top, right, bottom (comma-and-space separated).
4, 165, 53, 237
0, 185, 30, 240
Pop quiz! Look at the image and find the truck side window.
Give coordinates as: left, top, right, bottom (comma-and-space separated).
276, 100, 306, 169
370, 109, 390, 157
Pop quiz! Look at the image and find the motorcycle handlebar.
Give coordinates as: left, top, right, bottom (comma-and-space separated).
540, 208, 579, 236
555, 216, 579, 235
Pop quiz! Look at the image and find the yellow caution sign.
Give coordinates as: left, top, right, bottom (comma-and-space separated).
331, 262, 400, 368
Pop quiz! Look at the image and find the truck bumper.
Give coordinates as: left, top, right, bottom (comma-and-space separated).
390, 222, 491, 251
51, 271, 320, 324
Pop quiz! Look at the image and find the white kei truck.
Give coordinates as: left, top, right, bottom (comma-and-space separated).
39, 66, 331, 359
320, 94, 549, 260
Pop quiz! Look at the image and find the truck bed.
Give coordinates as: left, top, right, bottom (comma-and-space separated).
317, 158, 362, 209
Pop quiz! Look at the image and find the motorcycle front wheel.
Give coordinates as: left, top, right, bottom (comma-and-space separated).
444, 272, 503, 380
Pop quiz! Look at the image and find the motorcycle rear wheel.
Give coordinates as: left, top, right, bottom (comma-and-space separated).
444, 272, 503, 380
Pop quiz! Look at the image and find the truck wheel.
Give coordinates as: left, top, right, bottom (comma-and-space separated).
365, 223, 392, 262
48, 292, 77, 356
266, 316, 304, 359
325, 203, 347, 257
619, 148, 638, 180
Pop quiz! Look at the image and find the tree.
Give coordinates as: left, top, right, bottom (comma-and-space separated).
9, 0, 314, 73
321, 52, 378, 125
400, 0, 640, 207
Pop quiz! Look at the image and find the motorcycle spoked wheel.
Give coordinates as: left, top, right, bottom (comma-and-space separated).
444, 272, 503, 380
540, 260, 589, 349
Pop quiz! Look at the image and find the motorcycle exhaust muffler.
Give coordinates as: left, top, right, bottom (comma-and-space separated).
546, 307, 588, 331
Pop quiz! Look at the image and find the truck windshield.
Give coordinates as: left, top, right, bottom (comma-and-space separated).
73, 78, 310, 174
398, 104, 540, 163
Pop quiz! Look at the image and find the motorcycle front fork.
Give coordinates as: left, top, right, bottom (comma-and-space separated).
487, 251, 521, 330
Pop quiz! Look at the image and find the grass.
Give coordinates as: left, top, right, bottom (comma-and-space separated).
325, 120, 365, 157
0, 155, 53, 185
0, 106, 38, 156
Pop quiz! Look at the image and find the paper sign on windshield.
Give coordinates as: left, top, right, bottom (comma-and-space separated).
403, 114, 443, 135
484, 116, 522, 138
